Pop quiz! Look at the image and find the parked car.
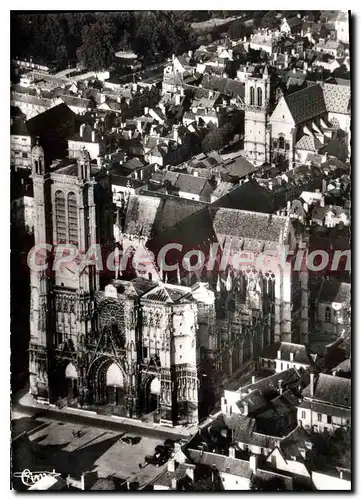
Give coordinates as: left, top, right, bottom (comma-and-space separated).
145, 453, 168, 467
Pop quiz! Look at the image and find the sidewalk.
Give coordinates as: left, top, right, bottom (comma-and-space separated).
15, 390, 200, 438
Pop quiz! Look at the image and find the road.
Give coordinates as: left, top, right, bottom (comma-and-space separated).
11, 390, 193, 441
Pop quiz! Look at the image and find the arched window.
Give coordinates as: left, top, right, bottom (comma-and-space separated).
250, 87, 255, 105
68, 192, 78, 245
278, 136, 285, 150
55, 190, 66, 243
325, 307, 332, 322
257, 87, 263, 107
34, 160, 39, 174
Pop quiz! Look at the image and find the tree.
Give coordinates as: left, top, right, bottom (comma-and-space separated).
77, 21, 116, 71
202, 126, 225, 153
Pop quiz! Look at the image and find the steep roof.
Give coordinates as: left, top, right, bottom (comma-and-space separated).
124, 193, 205, 238
239, 368, 301, 395
284, 84, 327, 125
210, 208, 288, 245
261, 341, 313, 366
211, 180, 275, 213
322, 83, 351, 114
318, 280, 351, 304
295, 134, 323, 152
302, 373, 351, 408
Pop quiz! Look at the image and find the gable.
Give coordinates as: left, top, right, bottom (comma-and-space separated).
270, 97, 294, 125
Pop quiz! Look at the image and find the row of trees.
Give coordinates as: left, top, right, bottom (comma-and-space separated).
11, 12, 197, 72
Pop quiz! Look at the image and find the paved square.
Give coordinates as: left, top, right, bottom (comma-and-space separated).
29, 420, 165, 485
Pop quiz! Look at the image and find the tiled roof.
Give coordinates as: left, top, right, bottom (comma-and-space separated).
322, 83, 351, 114
239, 368, 301, 395
237, 389, 267, 414
212, 180, 275, 214
318, 280, 351, 304
141, 283, 190, 303
285, 84, 327, 125
210, 208, 288, 244
187, 449, 252, 478
261, 342, 313, 366
332, 358, 351, 374
295, 134, 323, 152
302, 373, 351, 408
175, 173, 211, 196
286, 17, 303, 28
200, 75, 245, 99
124, 193, 204, 238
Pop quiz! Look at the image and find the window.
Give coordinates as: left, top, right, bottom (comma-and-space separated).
68, 192, 78, 245
325, 307, 332, 322
327, 415, 332, 424
280, 362, 283, 370
317, 413, 322, 422
143, 346, 148, 358
55, 190, 66, 243
250, 87, 255, 105
22, 152, 28, 158
278, 136, 285, 149
301, 411, 306, 419
257, 87, 263, 107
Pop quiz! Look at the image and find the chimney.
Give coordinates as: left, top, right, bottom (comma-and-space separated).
188, 50, 193, 58
229, 446, 236, 458
171, 478, 177, 490
340, 471, 343, 480
278, 379, 283, 395
144, 106, 149, 116
252, 376, 256, 384
243, 402, 248, 416
168, 459, 175, 472
310, 372, 314, 398
173, 127, 179, 142
293, 67, 297, 74
92, 130, 96, 143
320, 195, 325, 207
249, 455, 257, 475
277, 349, 281, 359
290, 352, 294, 361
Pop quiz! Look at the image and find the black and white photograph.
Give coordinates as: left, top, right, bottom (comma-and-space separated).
10, 8, 352, 491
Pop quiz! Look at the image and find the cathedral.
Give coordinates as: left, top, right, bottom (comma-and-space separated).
29, 140, 309, 426
28, 144, 215, 425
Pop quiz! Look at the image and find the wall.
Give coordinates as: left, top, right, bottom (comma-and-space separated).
275, 359, 308, 373
297, 406, 350, 432
220, 472, 250, 490
11, 134, 33, 169
221, 390, 242, 415
68, 140, 102, 161
267, 448, 310, 478
312, 471, 351, 490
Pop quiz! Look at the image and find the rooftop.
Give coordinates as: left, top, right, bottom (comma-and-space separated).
302, 373, 351, 408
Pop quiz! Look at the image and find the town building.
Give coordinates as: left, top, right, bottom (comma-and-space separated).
297, 372, 351, 432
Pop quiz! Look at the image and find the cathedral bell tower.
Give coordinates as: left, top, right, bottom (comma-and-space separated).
243, 66, 271, 167
29, 140, 53, 402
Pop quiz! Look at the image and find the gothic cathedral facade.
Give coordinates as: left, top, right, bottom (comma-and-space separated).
28, 145, 208, 425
